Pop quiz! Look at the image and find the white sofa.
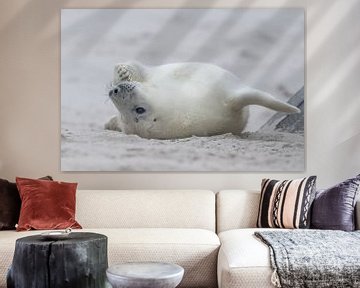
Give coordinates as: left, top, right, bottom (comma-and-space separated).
1, 189, 359, 288
216, 190, 274, 288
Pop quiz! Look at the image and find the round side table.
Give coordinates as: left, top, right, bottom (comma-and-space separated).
7, 232, 108, 288
106, 262, 184, 288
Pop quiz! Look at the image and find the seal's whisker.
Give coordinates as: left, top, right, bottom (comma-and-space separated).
102, 83, 113, 102
105, 81, 115, 90
103, 97, 111, 104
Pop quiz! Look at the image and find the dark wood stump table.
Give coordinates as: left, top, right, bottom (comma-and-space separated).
7, 232, 108, 288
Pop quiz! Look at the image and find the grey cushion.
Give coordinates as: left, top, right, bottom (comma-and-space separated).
311, 174, 360, 231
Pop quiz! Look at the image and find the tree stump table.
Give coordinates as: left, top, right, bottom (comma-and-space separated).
7, 232, 108, 288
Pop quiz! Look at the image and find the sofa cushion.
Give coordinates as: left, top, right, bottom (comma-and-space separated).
0, 179, 20, 230
257, 176, 317, 229
76, 190, 216, 231
217, 228, 278, 288
216, 190, 260, 233
16, 177, 82, 231
311, 174, 360, 231
0, 228, 219, 288
0, 176, 53, 230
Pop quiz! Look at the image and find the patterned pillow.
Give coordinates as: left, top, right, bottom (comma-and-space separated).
257, 176, 317, 229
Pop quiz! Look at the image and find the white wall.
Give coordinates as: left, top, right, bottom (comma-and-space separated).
0, 0, 359, 190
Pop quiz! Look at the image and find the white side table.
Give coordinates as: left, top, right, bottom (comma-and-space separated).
106, 262, 184, 288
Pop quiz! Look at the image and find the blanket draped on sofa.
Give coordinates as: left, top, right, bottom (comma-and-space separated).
255, 230, 360, 288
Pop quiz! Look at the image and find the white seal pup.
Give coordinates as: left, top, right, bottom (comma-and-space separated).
105, 61, 300, 139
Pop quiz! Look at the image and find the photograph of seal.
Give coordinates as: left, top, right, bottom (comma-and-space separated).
105, 62, 300, 139
61, 8, 304, 171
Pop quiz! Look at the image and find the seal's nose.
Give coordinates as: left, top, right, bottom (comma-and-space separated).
109, 82, 136, 98
109, 88, 119, 97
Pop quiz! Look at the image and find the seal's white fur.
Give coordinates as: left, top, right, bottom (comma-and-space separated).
106, 62, 300, 139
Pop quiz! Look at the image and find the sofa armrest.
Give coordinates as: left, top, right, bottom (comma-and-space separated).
356, 200, 360, 230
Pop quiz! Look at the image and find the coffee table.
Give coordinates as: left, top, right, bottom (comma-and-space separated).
106, 262, 184, 288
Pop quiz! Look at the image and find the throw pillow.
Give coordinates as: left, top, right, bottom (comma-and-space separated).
0, 179, 20, 230
311, 174, 360, 231
0, 176, 53, 230
257, 176, 317, 229
16, 177, 82, 231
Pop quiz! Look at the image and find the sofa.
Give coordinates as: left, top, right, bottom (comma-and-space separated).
0, 189, 359, 288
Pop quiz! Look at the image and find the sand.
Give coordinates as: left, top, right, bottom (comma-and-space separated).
61, 129, 304, 171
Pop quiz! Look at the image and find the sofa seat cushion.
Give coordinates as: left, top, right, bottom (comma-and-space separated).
0, 228, 219, 288
102, 228, 220, 288
218, 228, 282, 288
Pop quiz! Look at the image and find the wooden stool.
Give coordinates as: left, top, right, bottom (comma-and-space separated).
7, 232, 108, 288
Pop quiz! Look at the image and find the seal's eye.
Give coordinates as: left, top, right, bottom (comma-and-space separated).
113, 88, 119, 94
135, 107, 146, 114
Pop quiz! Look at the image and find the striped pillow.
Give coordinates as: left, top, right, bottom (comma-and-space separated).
257, 176, 317, 229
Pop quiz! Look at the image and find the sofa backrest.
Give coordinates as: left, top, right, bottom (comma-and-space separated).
76, 190, 216, 231
217, 190, 360, 232
216, 190, 260, 233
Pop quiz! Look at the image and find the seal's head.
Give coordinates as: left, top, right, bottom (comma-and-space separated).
108, 78, 186, 139
108, 81, 156, 138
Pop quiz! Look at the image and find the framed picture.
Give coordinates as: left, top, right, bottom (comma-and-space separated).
61, 8, 304, 171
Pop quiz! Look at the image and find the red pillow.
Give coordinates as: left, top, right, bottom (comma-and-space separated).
16, 177, 82, 231
0, 176, 53, 230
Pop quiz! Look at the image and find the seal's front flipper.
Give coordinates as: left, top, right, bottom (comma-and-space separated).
232, 88, 300, 113
105, 115, 122, 132
114, 61, 146, 84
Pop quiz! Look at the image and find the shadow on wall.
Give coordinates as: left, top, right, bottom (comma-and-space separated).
0, 0, 69, 35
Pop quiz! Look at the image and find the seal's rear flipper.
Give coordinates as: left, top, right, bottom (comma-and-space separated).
233, 88, 300, 113
259, 86, 304, 133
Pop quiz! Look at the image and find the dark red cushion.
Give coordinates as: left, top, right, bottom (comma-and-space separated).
0, 176, 53, 230
16, 177, 82, 231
